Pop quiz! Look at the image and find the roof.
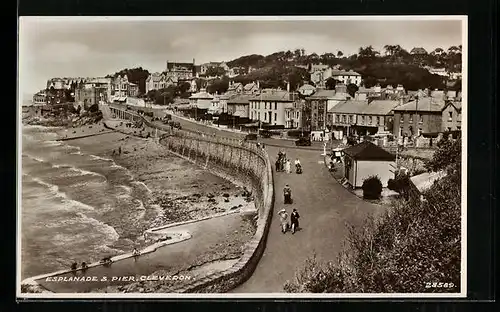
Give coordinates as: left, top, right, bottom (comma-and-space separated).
393, 97, 445, 112
148, 73, 165, 82
307, 89, 337, 99
298, 84, 316, 91
243, 82, 258, 91
410, 170, 446, 193
360, 100, 400, 115
227, 82, 243, 91
250, 91, 298, 102
443, 100, 462, 111
343, 141, 396, 161
189, 91, 214, 99
331, 69, 361, 76
328, 100, 368, 114
227, 94, 253, 104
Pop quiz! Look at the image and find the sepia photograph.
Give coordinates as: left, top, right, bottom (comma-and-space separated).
17, 16, 467, 298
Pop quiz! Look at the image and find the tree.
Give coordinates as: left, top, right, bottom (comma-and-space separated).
207, 77, 229, 94
325, 78, 337, 90
346, 83, 359, 97
285, 137, 462, 293
383, 44, 395, 56
204, 66, 226, 77
111, 67, 150, 94
337, 51, 344, 58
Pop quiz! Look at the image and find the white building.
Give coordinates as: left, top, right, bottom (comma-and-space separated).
248, 91, 300, 127
145, 73, 177, 93
311, 68, 362, 87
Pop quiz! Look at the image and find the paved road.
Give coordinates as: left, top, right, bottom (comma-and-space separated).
160, 112, 387, 293
230, 146, 386, 293
102, 108, 387, 293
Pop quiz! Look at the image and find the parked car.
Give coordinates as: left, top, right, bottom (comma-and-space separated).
295, 137, 311, 146
245, 133, 258, 140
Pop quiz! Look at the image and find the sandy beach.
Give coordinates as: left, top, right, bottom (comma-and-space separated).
23, 122, 258, 291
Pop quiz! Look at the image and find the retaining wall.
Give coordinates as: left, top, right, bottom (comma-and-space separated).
104, 105, 274, 293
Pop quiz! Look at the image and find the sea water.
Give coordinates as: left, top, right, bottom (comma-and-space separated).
20, 125, 161, 279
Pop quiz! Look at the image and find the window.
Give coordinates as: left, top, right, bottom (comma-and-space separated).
275, 102, 277, 110
368, 116, 372, 124
361, 116, 365, 124
335, 115, 339, 123
419, 115, 423, 123
258, 103, 261, 109
418, 128, 423, 136
448, 111, 453, 121
274, 113, 277, 122
447, 127, 452, 131
264, 102, 267, 109
457, 126, 461, 130
400, 115, 404, 123
409, 115, 413, 123
342, 115, 346, 123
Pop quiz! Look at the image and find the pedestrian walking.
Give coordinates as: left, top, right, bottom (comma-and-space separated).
290, 208, 300, 234
278, 209, 289, 233
285, 159, 291, 173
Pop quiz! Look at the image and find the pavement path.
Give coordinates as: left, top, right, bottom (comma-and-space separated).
98, 106, 388, 293
149, 109, 388, 293
230, 145, 387, 293
35, 213, 247, 293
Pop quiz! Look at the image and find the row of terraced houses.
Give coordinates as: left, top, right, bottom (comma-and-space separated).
182, 78, 462, 139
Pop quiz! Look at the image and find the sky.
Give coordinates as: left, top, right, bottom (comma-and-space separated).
18, 17, 464, 101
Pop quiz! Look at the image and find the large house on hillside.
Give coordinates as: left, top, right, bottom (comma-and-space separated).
165, 59, 198, 81
145, 73, 177, 93
111, 74, 138, 98
200, 62, 229, 75
227, 81, 244, 94
243, 81, 260, 95
32, 90, 47, 105
310, 68, 362, 87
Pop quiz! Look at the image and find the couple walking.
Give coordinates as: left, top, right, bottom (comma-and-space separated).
278, 208, 300, 234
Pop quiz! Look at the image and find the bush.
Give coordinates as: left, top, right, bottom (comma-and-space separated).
362, 175, 383, 199
387, 171, 412, 200
285, 137, 461, 293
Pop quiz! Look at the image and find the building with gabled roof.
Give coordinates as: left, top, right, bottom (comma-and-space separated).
342, 141, 396, 188
393, 97, 446, 137
441, 100, 462, 132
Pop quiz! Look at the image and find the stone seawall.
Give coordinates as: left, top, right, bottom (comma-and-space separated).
103, 105, 274, 293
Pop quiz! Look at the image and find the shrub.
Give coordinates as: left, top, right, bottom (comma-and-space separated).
362, 175, 383, 199
285, 137, 461, 293
387, 171, 412, 200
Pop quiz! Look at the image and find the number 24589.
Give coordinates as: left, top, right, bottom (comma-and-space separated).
425, 282, 455, 288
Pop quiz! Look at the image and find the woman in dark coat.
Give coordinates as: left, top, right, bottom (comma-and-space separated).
290, 208, 300, 234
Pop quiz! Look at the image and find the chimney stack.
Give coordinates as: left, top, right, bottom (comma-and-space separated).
257, 80, 260, 89
287, 82, 290, 92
